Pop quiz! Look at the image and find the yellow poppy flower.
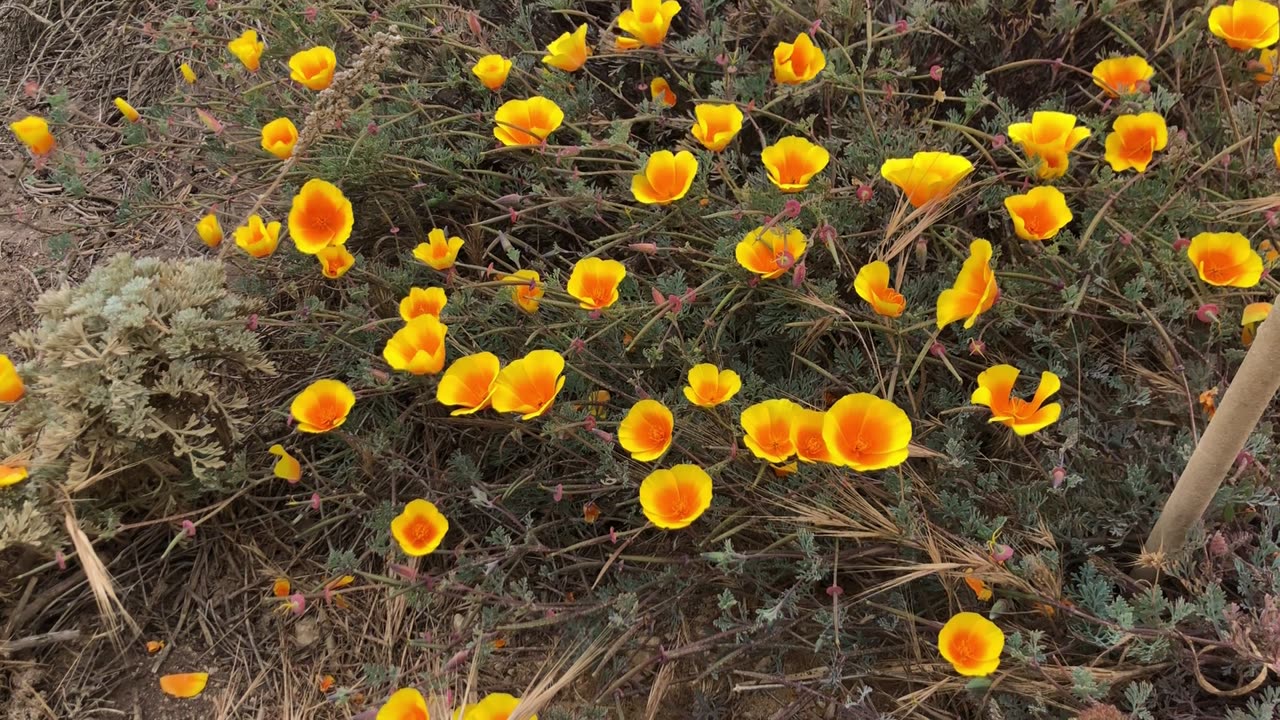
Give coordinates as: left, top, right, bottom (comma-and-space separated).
650, 77, 677, 107
261, 117, 299, 159
317, 245, 355, 279
159, 673, 209, 699
631, 150, 698, 205
542, 24, 591, 71
682, 364, 741, 407
390, 499, 449, 556
383, 314, 448, 375
1003, 186, 1073, 241
377, 688, 429, 720
493, 96, 564, 147
1005, 111, 1091, 179
879, 151, 973, 207
761, 136, 830, 192
9, 116, 55, 155
288, 46, 336, 90
288, 179, 354, 254
1257, 47, 1277, 83
399, 287, 448, 321
451, 693, 536, 720
791, 407, 831, 463
1186, 231, 1263, 287
740, 399, 798, 463
616, 0, 681, 49
1103, 112, 1168, 173
269, 444, 302, 483
437, 352, 501, 415
773, 32, 826, 85
196, 214, 223, 248
936, 239, 998, 330
180, 62, 197, 84
114, 98, 141, 122
618, 399, 675, 461
1208, 0, 1280, 50
691, 103, 743, 152
1242, 302, 1272, 346
472, 54, 512, 90
1091, 56, 1154, 96
290, 379, 356, 433
506, 269, 543, 313
938, 612, 1004, 677
413, 228, 465, 270
735, 226, 806, 280
227, 29, 265, 71
0, 465, 29, 488
566, 257, 627, 310
638, 464, 713, 530
0, 354, 22, 404
823, 393, 911, 471
853, 261, 906, 317
972, 365, 1062, 436
233, 215, 281, 259
491, 349, 567, 420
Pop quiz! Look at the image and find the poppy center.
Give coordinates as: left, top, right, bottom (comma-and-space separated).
310, 398, 343, 429
804, 436, 825, 456
406, 516, 438, 547
851, 437, 869, 454
1201, 257, 1234, 283
648, 424, 669, 444
949, 630, 984, 666
1005, 396, 1036, 421
661, 486, 690, 518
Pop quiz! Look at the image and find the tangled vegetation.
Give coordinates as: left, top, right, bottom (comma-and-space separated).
3, 0, 1280, 718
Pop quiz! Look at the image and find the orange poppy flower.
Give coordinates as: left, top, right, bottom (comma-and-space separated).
542, 24, 591, 72
317, 245, 355, 279
618, 399, 675, 461
437, 352, 500, 415
491, 349, 566, 420
472, 54, 512, 91
936, 239, 998, 330
822, 393, 911, 471
1242, 302, 1272, 346
1208, 0, 1280, 50
228, 29, 265, 71
180, 63, 197, 84
566, 257, 627, 310
506, 270, 543, 313
0, 465, 29, 488
879, 151, 973, 207
691, 103, 744, 152
9, 116, 55, 156
261, 117, 299, 159
289, 46, 336, 90
493, 96, 564, 147
735, 226, 806, 280
1186, 231, 1263, 287
114, 98, 141, 122
1200, 388, 1219, 420
964, 570, 994, 601
269, 444, 302, 483
791, 407, 831, 463
413, 228, 465, 270
938, 612, 1004, 677
638, 464, 713, 530
399, 287, 447, 321
272, 578, 291, 597
233, 215, 281, 259
146, 640, 166, 654
290, 379, 356, 433
1003, 186, 1073, 241
650, 77, 677, 107
288, 179, 354, 254
0, 353, 25, 403
391, 499, 449, 556
196, 214, 222, 248
740, 399, 798, 463
853, 261, 906, 317
1091, 56, 1154, 97
1274, 132, 1280, 168
761, 136, 829, 192
616, 0, 681, 49
452, 693, 534, 720
632, 150, 698, 205
682, 364, 741, 407
159, 673, 209, 699
1103, 112, 1168, 173
1261, 239, 1279, 264
1005, 111, 1091, 179
971, 365, 1062, 436
1258, 47, 1277, 84
383, 314, 448, 375
377, 688, 429, 720
773, 32, 826, 85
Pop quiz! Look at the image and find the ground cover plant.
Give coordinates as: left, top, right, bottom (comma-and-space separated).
3, 0, 1280, 718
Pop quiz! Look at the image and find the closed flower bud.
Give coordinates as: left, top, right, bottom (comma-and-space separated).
629, 242, 658, 255
1051, 466, 1067, 488
1196, 303, 1219, 323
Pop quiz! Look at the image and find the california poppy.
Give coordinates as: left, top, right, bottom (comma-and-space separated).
9, 116, 55, 156
196, 214, 223, 248
1186, 231, 1263, 287
791, 407, 831, 463
1208, 0, 1280, 50
853, 261, 907, 317
391, 499, 449, 556
317, 245, 355, 279
936, 239, 998, 330
650, 77, 677, 107
114, 98, 141, 122
879, 151, 973, 207
938, 612, 1004, 677
1242, 302, 1272, 346
383, 314, 448, 375
1003, 186, 1073, 241
682, 364, 741, 407
1005, 111, 1091, 179
506, 270, 543, 313
631, 150, 698, 205
180, 63, 197, 84
1103, 113, 1168, 173
159, 673, 209, 699
740, 399, 798, 463
437, 352, 501, 415
269, 444, 302, 483
412, 228, 465, 270
377, 688, 429, 720
971, 365, 1062, 436
493, 96, 564, 147
542, 24, 591, 71
1091, 56, 1154, 96
288, 179, 354, 254
566, 257, 627, 310
289, 46, 336, 90
399, 287, 447, 321
0, 354, 26, 403
638, 464, 713, 530
616, 0, 681, 49
1258, 47, 1277, 84
233, 215, 281, 258
761, 136, 830, 192
290, 379, 356, 433
261, 117, 299, 159
691, 103, 744, 152
491, 349, 566, 420
227, 29, 265, 71
0, 466, 29, 488
618, 399, 675, 461
773, 32, 825, 84
472, 54, 512, 90
823, 393, 911, 471
735, 226, 806, 279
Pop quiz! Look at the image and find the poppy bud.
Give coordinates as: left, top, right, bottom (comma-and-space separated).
1051, 466, 1067, 488
1195, 303, 1219, 323
508, 208, 518, 225
856, 184, 873, 203
791, 260, 807, 287
609, 526, 618, 543
553, 484, 563, 502
929, 341, 946, 358
310, 492, 321, 511
968, 338, 985, 356
991, 544, 1014, 563
1266, 210, 1278, 226
783, 199, 802, 218
629, 242, 658, 254
569, 337, 586, 355
24, 80, 39, 98
371, 369, 390, 383
56, 550, 67, 570
1208, 531, 1229, 557
467, 11, 482, 38
1237, 451, 1254, 470
182, 519, 196, 538
303, 6, 317, 21
651, 286, 665, 306
389, 225, 400, 235
1173, 236, 1190, 252
826, 583, 844, 597
246, 314, 259, 331
1118, 232, 1132, 246
591, 428, 613, 443
929, 65, 943, 82
715, 53, 728, 66
991, 134, 1007, 150
558, 145, 580, 158
682, 288, 697, 304
808, 19, 822, 35
667, 294, 682, 313
883, 82, 894, 100
583, 415, 596, 431
895, 19, 908, 32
